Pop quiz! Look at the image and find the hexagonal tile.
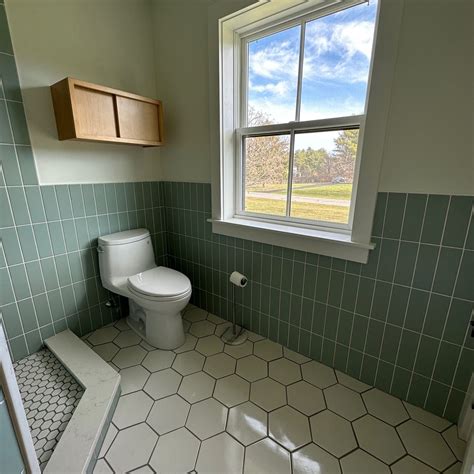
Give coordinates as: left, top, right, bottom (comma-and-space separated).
189, 320, 216, 337
301, 361, 337, 389
269, 406, 311, 451
119, 365, 150, 395
99, 423, 118, 458
340, 449, 390, 473
269, 358, 301, 385
236, 355, 267, 382
113, 330, 142, 348
391, 455, 437, 474
214, 374, 250, 407
88, 326, 119, 346
147, 395, 190, 434
287, 381, 325, 416
227, 401, 267, 446
250, 378, 286, 411
196, 432, 244, 473
114, 318, 129, 331
184, 307, 208, 322
143, 368, 181, 400
215, 321, 232, 337
324, 384, 366, 421
363, 388, 409, 426
397, 419, 456, 471
244, 437, 291, 474
203, 353, 236, 378
310, 410, 356, 457
186, 398, 227, 440
254, 339, 283, 361
92, 343, 119, 362
141, 349, 175, 372
93, 459, 112, 473
224, 340, 253, 359
292, 443, 340, 474
172, 350, 205, 375
283, 347, 311, 364
195, 335, 224, 356
106, 423, 157, 472
403, 402, 452, 432
353, 415, 406, 464
149, 427, 199, 473
335, 370, 371, 393
178, 371, 215, 403
442, 425, 466, 461
207, 312, 227, 324
112, 391, 153, 429
112, 346, 147, 369
173, 333, 197, 354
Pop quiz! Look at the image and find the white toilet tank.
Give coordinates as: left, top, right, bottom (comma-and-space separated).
98, 229, 156, 294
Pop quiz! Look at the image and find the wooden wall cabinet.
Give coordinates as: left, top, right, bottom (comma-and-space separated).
50, 78, 164, 147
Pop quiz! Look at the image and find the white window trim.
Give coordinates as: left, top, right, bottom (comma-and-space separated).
208, 0, 404, 263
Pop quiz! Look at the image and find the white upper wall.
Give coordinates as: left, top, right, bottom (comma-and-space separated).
153, 0, 473, 195
6, 0, 162, 184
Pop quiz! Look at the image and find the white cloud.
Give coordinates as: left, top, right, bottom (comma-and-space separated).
249, 40, 299, 81
249, 80, 290, 96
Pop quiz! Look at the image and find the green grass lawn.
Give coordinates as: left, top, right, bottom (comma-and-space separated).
245, 197, 349, 223
248, 183, 352, 201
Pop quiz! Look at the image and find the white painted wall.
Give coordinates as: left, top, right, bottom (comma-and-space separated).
6, 0, 162, 184
152, 0, 473, 195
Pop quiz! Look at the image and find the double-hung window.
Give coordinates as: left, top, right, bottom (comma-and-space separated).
211, 0, 402, 262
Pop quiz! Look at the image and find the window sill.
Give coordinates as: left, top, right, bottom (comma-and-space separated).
209, 217, 375, 263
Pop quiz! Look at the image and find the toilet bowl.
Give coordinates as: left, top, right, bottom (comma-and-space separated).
97, 229, 192, 349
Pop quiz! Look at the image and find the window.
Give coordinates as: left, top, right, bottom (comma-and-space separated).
238, 1, 377, 230
211, 0, 403, 262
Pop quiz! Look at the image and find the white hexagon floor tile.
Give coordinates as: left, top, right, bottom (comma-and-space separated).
178, 371, 215, 403
269, 406, 311, 451
397, 419, 456, 471
250, 377, 286, 411
92, 343, 119, 362
363, 388, 409, 426
149, 427, 199, 473
353, 415, 406, 464
335, 370, 372, 393
283, 347, 311, 364
203, 353, 236, 378
196, 432, 244, 474
340, 449, 390, 474
112, 346, 147, 369
189, 320, 216, 338
141, 349, 175, 372
186, 398, 228, 440
147, 394, 190, 434
301, 360, 337, 388
143, 368, 182, 400
112, 391, 153, 429
269, 358, 302, 385
195, 334, 224, 356
88, 326, 119, 346
292, 443, 341, 474
310, 410, 357, 458
113, 330, 142, 348
324, 383, 366, 421
214, 374, 250, 407
254, 339, 283, 361
172, 350, 205, 375
244, 437, 291, 474
224, 340, 254, 359
119, 365, 150, 395
236, 355, 268, 382
184, 306, 208, 323
391, 455, 437, 474
442, 425, 466, 461
105, 423, 157, 472
287, 380, 326, 416
403, 402, 452, 432
227, 402, 267, 446
173, 333, 197, 354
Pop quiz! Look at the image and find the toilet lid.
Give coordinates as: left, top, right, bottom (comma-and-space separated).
128, 267, 191, 298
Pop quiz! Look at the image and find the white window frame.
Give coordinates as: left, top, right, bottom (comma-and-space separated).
208, 0, 404, 263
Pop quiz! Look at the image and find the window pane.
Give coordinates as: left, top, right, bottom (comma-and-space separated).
290, 129, 359, 224
300, 1, 377, 121
247, 25, 301, 125
244, 134, 290, 217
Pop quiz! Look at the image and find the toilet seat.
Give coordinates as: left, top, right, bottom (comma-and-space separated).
127, 266, 191, 301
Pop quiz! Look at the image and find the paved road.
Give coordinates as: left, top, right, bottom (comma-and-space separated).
247, 191, 350, 207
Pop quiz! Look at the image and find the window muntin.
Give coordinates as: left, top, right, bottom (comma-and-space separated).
238, 0, 377, 229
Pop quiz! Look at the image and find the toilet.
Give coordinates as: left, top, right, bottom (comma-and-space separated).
97, 228, 191, 349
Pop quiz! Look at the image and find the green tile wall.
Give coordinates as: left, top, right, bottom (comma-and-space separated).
163, 182, 473, 422
0, 7, 167, 361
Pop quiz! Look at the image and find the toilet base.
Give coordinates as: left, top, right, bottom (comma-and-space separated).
127, 300, 186, 350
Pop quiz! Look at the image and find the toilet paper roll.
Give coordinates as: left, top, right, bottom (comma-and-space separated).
229, 271, 248, 288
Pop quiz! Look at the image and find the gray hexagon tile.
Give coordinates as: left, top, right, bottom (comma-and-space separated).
14, 348, 83, 470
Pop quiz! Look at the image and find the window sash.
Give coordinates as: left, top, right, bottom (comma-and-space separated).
235, 116, 364, 231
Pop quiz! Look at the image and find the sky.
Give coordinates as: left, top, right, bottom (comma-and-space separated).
247, 0, 377, 150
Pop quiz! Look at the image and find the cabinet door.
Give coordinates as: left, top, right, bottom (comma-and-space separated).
73, 86, 117, 139
116, 96, 161, 143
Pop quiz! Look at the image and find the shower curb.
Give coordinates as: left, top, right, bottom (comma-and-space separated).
43, 329, 121, 474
